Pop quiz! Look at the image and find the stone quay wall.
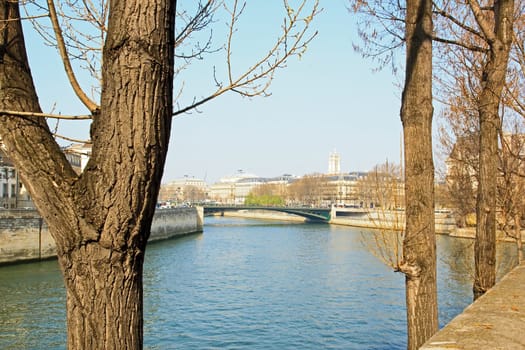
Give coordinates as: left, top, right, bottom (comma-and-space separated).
420, 263, 525, 350
330, 210, 457, 234
0, 207, 203, 265
215, 208, 458, 234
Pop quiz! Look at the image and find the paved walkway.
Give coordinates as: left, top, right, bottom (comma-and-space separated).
420, 263, 525, 349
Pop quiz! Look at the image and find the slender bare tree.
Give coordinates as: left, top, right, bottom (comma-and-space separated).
351, 1, 438, 347
399, 1, 438, 348
433, 0, 515, 299
470, 0, 514, 300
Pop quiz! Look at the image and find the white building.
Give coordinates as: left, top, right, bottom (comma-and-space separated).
208, 171, 264, 204
0, 140, 93, 209
159, 176, 208, 204
328, 149, 341, 175
0, 146, 33, 208
63, 143, 92, 173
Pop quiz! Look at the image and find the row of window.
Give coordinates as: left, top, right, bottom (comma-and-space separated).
0, 168, 16, 179
1, 183, 17, 198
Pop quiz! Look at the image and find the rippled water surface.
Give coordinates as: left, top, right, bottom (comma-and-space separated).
0, 217, 518, 349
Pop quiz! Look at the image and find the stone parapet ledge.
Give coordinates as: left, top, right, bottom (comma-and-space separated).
420, 263, 525, 350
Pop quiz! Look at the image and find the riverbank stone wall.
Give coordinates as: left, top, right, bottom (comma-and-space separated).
0, 207, 203, 265
420, 263, 525, 349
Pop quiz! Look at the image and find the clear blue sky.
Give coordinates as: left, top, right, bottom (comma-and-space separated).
23, 0, 403, 184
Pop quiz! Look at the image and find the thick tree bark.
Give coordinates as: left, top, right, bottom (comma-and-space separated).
0, 1, 175, 348
473, 0, 514, 300
400, 1, 438, 349
62, 246, 145, 348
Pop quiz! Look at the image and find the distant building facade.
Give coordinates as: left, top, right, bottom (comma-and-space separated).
0, 143, 33, 208
160, 151, 402, 208
205, 154, 371, 207
322, 172, 366, 207
0, 141, 92, 209
159, 176, 208, 205
208, 172, 264, 205
63, 143, 92, 174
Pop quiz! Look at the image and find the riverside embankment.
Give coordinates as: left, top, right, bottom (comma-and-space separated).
219, 208, 457, 234
219, 208, 525, 242
420, 263, 525, 350
0, 207, 203, 265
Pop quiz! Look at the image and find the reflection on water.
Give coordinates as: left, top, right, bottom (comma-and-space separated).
0, 217, 518, 349
0, 260, 66, 349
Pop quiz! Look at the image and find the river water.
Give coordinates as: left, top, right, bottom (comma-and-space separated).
0, 217, 518, 349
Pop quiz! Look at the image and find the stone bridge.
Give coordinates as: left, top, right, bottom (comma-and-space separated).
203, 205, 333, 222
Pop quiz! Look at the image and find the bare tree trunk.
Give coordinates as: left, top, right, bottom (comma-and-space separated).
473, 0, 514, 300
61, 244, 144, 349
515, 214, 523, 264
474, 98, 499, 299
0, 1, 176, 348
399, 0, 438, 349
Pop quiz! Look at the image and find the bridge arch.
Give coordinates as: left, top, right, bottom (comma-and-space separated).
203, 206, 332, 222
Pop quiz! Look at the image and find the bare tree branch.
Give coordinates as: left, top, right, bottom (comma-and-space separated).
466, 0, 497, 43
433, 4, 482, 39
175, 0, 220, 61
0, 109, 91, 120
174, 0, 320, 116
47, 0, 99, 113
432, 35, 488, 52
53, 132, 91, 143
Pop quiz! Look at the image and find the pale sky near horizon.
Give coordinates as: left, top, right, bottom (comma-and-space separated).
23, 0, 405, 185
